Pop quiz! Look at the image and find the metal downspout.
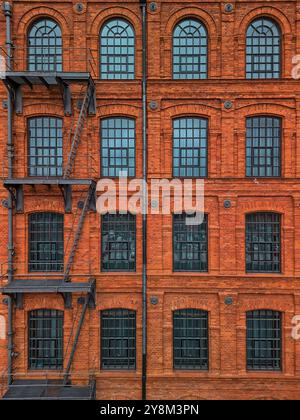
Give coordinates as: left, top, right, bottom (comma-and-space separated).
140, 0, 147, 401
3, 1, 14, 387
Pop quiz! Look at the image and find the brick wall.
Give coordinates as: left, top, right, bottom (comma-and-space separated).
0, 0, 300, 400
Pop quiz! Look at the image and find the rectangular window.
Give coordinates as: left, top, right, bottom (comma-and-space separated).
28, 117, 63, 177
246, 213, 281, 273
246, 117, 281, 177
173, 213, 208, 272
101, 118, 135, 177
29, 213, 64, 272
173, 117, 208, 178
173, 309, 209, 370
247, 310, 282, 371
29, 309, 63, 370
102, 213, 136, 271
101, 309, 136, 370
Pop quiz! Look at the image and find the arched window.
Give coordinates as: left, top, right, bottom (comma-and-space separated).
29, 212, 64, 272
100, 19, 135, 80
28, 116, 63, 177
28, 309, 64, 370
246, 17, 281, 79
246, 310, 282, 371
246, 212, 281, 273
173, 19, 207, 79
173, 309, 209, 370
28, 18, 62, 72
246, 116, 281, 177
101, 309, 136, 370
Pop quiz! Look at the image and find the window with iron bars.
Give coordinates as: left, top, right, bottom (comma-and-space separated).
246, 116, 281, 178
28, 309, 64, 370
29, 212, 64, 272
28, 117, 63, 177
247, 310, 282, 371
101, 117, 135, 177
100, 19, 135, 80
173, 117, 208, 178
246, 212, 281, 273
173, 19, 208, 80
28, 18, 62, 72
102, 213, 136, 272
246, 17, 281, 79
173, 309, 209, 370
173, 213, 208, 272
101, 309, 136, 370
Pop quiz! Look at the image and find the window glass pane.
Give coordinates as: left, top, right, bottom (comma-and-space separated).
173, 117, 208, 177
100, 19, 135, 79
102, 213, 136, 271
246, 213, 281, 273
173, 19, 207, 79
173, 309, 208, 370
246, 18, 281, 79
28, 19, 62, 72
101, 118, 135, 177
246, 310, 282, 371
28, 117, 63, 177
29, 309, 64, 370
29, 213, 64, 272
173, 214, 208, 272
101, 309, 136, 370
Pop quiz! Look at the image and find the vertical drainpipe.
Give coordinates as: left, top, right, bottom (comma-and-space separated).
3, 1, 14, 387
140, 0, 147, 401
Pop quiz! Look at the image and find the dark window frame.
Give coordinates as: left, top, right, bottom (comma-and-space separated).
28, 212, 64, 273
246, 116, 282, 178
101, 308, 136, 371
246, 17, 281, 80
101, 213, 136, 272
173, 117, 209, 179
100, 117, 136, 178
172, 18, 208, 80
28, 309, 64, 371
173, 309, 209, 371
28, 116, 63, 178
245, 212, 281, 274
173, 213, 209, 273
246, 310, 282, 372
27, 18, 63, 72
100, 18, 135, 80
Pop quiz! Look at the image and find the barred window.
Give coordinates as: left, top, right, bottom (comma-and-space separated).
173, 214, 208, 272
173, 117, 208, 178
246, 116, 281, 178
246, 18, 281, 79
101, 118, 135, 177
29, 309, 64, 370
100, 19, 135, 80
102, 213, 136, 272
28, 117, 63, 177
173, 19, 207, 79
29, 213, 64, 272
173, 309, 209, 370
247, 310, 282, 371
28, 18, 62, 72
246, 213, 281, 273
101, 309, 136, 370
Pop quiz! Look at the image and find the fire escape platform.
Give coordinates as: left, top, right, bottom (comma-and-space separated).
2, 380, 95, 400
0, 278, 96, 309
3, 178, 97, 213
3, 71, 96, 115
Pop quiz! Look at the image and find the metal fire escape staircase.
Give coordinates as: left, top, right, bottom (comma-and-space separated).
1, 69, 97, 399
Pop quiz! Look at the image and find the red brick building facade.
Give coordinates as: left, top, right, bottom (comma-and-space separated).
0, 0, 300, 400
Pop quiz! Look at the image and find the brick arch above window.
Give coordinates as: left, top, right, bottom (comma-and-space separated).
23, 104, 65, 119
163, 103, 220, 120
97, 103, 140, 119
17, 7, 71, 37
236, 103, 294, 119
